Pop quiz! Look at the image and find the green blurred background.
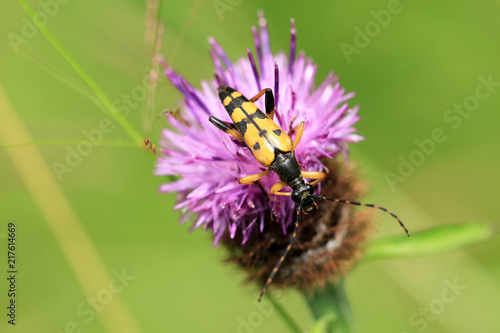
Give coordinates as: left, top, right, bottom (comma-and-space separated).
1, 0, 499, 332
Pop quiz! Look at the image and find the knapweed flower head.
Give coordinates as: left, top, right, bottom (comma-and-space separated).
156, 13, 370, 290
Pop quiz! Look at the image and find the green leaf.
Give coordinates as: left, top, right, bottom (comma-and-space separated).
363, 222, 496, 262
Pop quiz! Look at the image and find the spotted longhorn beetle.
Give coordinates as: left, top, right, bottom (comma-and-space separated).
209, 85, 410, 302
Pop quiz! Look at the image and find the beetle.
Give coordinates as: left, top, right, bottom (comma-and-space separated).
209, 85, 410, 302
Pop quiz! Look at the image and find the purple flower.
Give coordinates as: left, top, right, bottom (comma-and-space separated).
155, 13, 363, 247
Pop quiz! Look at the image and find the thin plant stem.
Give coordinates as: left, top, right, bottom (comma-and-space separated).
0, 139, 136, 149
168, 0, 203, 64
0, 34, 101, 109
143, 0, 163, 136
15, 0, 143, 147
304, 281, 357, 333
0, 85, 143, 333
267, 294, 303, 333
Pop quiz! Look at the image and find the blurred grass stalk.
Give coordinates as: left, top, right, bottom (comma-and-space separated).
0, 84, 143, 333
15, 0, 144, 148
6, 1, 151, 332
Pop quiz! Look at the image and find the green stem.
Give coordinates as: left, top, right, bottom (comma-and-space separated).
0, 139, 136, 149
267, 294, 303, 333
15, 0, 143, 147
304, 281, 357, 333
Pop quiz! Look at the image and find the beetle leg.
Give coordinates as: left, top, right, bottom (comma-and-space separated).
291, 121, 305, 151
209, 116, 243, 141
250, 88, 275, 120
269, 181, 292, 196
256, 181, 277, 221
288, 115, 296, 133
301, 170, 326, 186
238, 169, 271, 185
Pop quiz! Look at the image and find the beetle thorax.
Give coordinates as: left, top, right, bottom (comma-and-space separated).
269, 151, 302, 185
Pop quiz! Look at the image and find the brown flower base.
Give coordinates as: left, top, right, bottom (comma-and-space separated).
221, 158, 374, 292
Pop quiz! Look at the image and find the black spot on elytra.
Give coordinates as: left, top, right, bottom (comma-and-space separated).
251, 110, 267, 119
236, 119, 248, 134
273, 129, 282, 136
218, 86, 232, 104
253, 142, 260, 150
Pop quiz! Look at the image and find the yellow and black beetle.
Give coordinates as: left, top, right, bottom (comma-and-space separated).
209, 85, 410, 301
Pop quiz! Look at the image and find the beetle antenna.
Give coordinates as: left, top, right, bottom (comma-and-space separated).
258, 201, 302, 302
311, 195, 410, 237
